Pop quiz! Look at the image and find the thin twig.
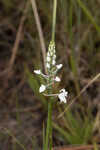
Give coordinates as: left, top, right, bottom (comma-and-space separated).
8, 2, 29, 70
30, 0, 47, 73
0, 2, 29, 77
58, 73, 100, 119
4, 128, 27, 150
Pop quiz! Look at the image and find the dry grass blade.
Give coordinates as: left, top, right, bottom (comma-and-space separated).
9, 1, 29, 70
30, 0, 47, 73
0, 1, 29, 77
3, 128, 27, 150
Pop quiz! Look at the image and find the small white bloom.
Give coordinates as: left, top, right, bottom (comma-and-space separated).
58, 89, 68, 103
46, 63, 50, 69
52, 59, 56, 65
39, 84, 46, 93
56, 64, 63, 70
47, 56, 51, 62
60, 89, 68, 96
34, 70, 41, 75
54, 76, 61, 82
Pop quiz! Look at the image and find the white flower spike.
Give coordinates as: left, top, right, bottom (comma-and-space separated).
33, 41, 68, 104
39, 84, 46, 93
34, 70, 41, 75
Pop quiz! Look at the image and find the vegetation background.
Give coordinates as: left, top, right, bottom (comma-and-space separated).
0, 0, 100, 149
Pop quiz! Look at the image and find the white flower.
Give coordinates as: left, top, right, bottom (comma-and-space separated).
52, 59, 56, 65
39, 84, 46, 93
34, 70, 41, 75
58, 89, 68, 103
46, 63, 50, 69
56, 64, 63, 70
54, 76, 61, 82
47, 56, 51, 62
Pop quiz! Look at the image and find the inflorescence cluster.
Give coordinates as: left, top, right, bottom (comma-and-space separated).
34, 41, 68, 103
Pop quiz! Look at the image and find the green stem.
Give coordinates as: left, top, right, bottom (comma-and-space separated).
52, 0, 57, 41
45, 99, 53, 150
45, 0, 57, 149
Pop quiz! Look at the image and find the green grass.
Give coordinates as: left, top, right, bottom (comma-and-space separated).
0, 0, 100, 149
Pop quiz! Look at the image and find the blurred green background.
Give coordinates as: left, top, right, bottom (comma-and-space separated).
0, 0, 100, 149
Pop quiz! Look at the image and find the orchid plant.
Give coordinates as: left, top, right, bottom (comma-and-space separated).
33, 0, 68, 149
34, 41, 68, 103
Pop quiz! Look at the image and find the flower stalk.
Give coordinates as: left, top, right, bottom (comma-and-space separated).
34, 44, 68, 150
34, 0, 68, 149
45, 41, 56, 150
45, 0, 57, 149
52, 0, 57, 41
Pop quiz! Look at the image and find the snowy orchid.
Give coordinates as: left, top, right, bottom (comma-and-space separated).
34, 41, 68, 103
